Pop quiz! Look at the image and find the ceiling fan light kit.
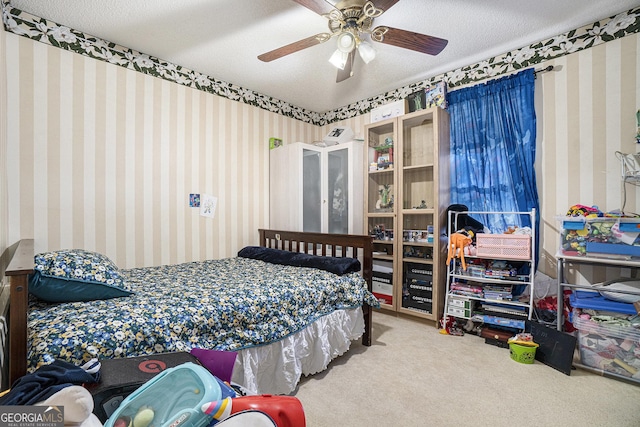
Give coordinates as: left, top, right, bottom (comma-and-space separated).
259, 0, 448, 82
357, 41, 376, 64
329, 49, 349, 69
336, 32, 356, 53
331, 31, 376, 69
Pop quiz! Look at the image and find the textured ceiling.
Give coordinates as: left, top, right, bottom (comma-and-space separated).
9, 0, 640, 113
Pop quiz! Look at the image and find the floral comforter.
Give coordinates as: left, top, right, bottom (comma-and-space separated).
27, 257, 377, 371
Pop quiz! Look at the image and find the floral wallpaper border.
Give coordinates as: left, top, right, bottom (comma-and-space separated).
2, 1, 639, 126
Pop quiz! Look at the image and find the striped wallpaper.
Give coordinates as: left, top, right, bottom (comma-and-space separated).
1, 24, 639, 283
3, 32, 323, 268
536, 33, 640, 283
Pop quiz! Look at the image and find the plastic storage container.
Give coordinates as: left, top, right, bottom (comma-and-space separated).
103, 362, 229, 427
476, 234, 531, 260
569, 291, 638, 315
559, 216, 640, 257
573, 311, 640, 383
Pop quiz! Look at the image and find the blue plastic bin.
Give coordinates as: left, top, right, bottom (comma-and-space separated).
103, 362, 227, 427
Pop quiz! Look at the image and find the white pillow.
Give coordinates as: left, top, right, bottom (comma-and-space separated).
598, 280, 640, 304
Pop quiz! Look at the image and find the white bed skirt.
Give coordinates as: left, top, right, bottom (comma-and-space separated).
231, 307, 365, 395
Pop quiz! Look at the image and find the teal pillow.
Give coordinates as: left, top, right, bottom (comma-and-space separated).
30, 249, 133, 302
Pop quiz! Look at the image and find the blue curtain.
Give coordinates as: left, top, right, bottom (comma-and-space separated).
447, 69, 539, 252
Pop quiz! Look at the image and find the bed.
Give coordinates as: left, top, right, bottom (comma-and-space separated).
1, 229, 375, 395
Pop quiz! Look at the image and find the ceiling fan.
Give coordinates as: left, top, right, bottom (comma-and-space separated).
258, 0, 448, 83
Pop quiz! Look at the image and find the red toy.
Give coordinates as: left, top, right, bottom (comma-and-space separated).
439, 315, 464, 336
202, 395, 305, 427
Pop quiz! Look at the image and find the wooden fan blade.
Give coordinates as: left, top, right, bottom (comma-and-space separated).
373, 26, 448, 55
258, 33, 332, 62
370, 0, 400, 12
293, 0, 335, 15
336, 51, 355, 83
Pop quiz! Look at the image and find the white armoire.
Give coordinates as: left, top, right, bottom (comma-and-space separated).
269, 141, 363, 234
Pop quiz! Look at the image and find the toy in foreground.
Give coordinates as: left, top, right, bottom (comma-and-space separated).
103, 363, 231, 427
103, 362, 306, 427
202, 395, 305, 427
113, 407, 154, 427
36, 385, 103, 427
209, 411, 278, 427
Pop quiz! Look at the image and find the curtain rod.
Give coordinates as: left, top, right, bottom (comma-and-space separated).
534, 65, 554, 75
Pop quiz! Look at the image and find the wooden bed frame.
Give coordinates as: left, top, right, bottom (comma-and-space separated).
2, 229, 373, 388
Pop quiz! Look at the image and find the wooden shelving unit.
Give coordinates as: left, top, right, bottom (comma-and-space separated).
364, 107, 450, 322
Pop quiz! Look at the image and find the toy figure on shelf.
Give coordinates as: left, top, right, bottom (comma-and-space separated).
372, 224, 383, 240
376, 184, 393, 211
446, 231, 473, 270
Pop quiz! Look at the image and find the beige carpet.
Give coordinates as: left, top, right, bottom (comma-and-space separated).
292, 311, 640, 427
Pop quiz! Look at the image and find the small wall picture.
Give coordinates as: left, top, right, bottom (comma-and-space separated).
200, 194, 218, 218
189, 194, 200, 207
425, 81, 447, 109
407, 90, 427, 112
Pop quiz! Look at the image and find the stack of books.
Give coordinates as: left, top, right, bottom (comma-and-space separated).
450, 281, 483, 297
479, 302, 528, 319
482, 285, 512, 301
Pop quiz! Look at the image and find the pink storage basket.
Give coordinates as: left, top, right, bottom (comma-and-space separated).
476, 234, 531, 259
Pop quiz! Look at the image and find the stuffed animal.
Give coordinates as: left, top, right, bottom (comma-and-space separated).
446, 232, 473, 270
35, 386, 103, 427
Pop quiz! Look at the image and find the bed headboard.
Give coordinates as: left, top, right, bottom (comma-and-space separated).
259, 229, 373, 283
259, 229, 374, 349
